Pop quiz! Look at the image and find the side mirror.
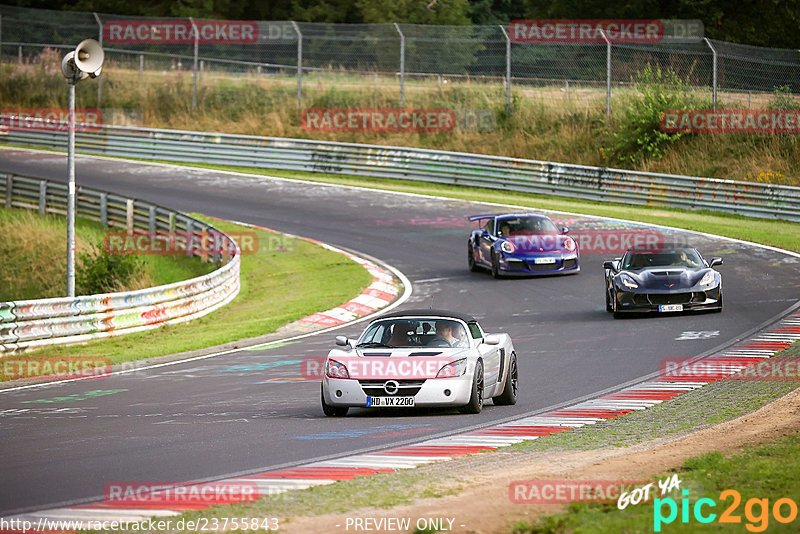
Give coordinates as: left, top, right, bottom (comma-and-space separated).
483, 334, 502, 345
335, 336, 351, 347
561, 226, 569, 234
709, 257, 723, 267
481, 229, 490, 237
603, 260, 617, 271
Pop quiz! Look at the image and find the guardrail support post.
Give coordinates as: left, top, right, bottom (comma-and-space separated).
499, 25, 511, 115
5, 174, 12, 209
126, 198, 134, 235
138, 54, 143, 78
291, 21, 302, 107
39, 180, 47, 215
100, 192, 107, 226
93, 12, 103, 107
704, 38, 717, 111
190, 17, 199, 110
186, 218, 194, 256
148, 205, 156, 235
394, 23, 405, 106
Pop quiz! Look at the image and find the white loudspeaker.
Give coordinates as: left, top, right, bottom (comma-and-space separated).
74, 39, 104, 77
61, 39, 104, 80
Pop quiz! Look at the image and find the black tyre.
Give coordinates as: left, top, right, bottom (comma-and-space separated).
712, 290, 723, 313
611, 290, 623, 319
459, 360, 484, 414
493, 353, 518, 406
468, 242, 480, 272
321, 384, 348, 417
605, 288, 613, 312
491, 251, 502, 279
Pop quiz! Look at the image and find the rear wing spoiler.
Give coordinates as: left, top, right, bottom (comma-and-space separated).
468, 214, 498, 222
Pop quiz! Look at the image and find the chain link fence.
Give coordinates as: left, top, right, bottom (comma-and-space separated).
1, 5, 800, 114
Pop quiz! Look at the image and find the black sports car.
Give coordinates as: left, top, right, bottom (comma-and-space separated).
604, 245, 723, 318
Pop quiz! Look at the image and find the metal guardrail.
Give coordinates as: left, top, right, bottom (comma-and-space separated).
2, 117, 800, 222
0, 173, 241, 353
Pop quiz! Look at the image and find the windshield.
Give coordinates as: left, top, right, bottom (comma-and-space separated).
621, 248, 704, 270
357, 318, 469, 349
497, 216, 558, 236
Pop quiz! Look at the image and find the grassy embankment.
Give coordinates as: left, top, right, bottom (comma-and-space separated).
1, 210, 373, 376
2, 51, 799, 185
0, 207, 213, 301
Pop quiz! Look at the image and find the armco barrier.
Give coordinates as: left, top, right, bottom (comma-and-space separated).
0, 173, 240, 353
2, 116, 799, 221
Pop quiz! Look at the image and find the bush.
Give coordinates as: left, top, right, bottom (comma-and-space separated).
76, 243, 144, 295
768, 85, 800, 110
607, 65, 704, 165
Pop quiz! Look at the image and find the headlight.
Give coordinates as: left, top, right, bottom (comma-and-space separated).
619, 273, 639, 289
500, 240, 516, 254
699, 271, 716, 287
325, 359, 350, 379
436, 358, 467, 378
563, 237, 576, 252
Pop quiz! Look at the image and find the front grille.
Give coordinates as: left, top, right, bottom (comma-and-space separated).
527, 260, 561, 271
648, 293, 692, 305
359, 380, 426, 397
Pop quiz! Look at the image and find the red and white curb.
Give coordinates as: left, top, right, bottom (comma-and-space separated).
222, 220, 402, 329
8, 312, 799, 525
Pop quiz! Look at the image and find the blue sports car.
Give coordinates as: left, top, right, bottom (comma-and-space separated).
467, 213, 580, 278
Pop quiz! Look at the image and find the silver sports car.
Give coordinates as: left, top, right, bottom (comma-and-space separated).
321, 309, 518, 416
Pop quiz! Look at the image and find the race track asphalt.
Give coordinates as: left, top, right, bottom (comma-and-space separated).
1, 149, 799, 514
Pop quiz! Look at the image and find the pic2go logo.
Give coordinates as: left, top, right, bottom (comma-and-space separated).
654, 489, 799, 532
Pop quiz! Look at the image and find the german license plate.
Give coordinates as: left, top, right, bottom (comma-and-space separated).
659, 304, 683, 312
366, 396, 415, 407
534, 257, 556, 264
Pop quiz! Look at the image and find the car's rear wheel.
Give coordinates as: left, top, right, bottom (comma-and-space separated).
491, 251, 502, 279
321, 384, 348, 417
493, 353, 518, 406
460, 360, 484, 414
468, 242, 480, 272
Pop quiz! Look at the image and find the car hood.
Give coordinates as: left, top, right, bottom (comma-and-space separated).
327, 347, 470, 379
622, 267, 712, 290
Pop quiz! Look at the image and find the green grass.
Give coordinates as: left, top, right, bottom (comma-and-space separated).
3, 56, 800, 186
511, 430, 800, 533
8, 214, 373, 374
0, 207, 214, 301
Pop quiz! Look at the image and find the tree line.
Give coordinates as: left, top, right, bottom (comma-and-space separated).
11, 0, 800, 48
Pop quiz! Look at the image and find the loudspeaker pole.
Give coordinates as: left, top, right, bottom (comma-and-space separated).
67, 78, 76, 297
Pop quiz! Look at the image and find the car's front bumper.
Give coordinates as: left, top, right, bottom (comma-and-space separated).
499, 253, 579, 275
614, 285, 722, 313
322, 376, 474, 408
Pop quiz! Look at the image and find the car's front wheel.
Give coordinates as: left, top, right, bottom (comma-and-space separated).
321, 384, 349, 417
493, 353, 518, 406
468, 242, 480, 272
459, 360, 484, 414
605, 286, 613, 312
491, 251, 502, 279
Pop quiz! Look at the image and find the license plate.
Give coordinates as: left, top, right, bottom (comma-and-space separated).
659, 304, 684, 312
366, 396, 415, 407
534, 257, 556, 264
